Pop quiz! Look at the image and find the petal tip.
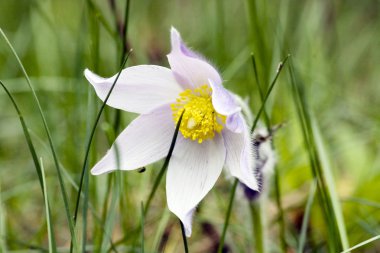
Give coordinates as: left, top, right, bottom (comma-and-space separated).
84, 68, 104, 85
169, 209, 194, 237
250, 180, 260, 191
167, 196, 197, 237
238, 174, 259, 191
209, 79, 242, 119
170, 26, 182, 52
185, 226, 192, 237
90, 167, 101, 176
90, 166, 115, 176
90, 160, 114, 176
84, 68, 92, 78
170, 26, 179, 34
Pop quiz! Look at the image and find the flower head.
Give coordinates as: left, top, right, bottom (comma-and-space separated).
84, 27, 258, 236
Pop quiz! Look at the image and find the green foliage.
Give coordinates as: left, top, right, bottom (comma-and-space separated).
1, 0, 380, 252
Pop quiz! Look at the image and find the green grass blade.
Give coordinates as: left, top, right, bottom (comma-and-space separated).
180, 220, 189, 253
250, 55, 289, 134
72, 50, 132, 226
97, 176, 112, 250
248, 54, 271, 253
81, 165, 90, 253
39, 158, 55, 253
340, 235, 380, 253
222, 46, 250, 81
0, 180, 7, 252
288, 59, 345, 251
81, 3, 100, 252
74, 48, 132, 219
0, 81, 43, 190
27, 126, 123, 245
114, 3, 131, 239
217, 179, 238, 253
343, 197, 380, 209
297, 180, 317, 253
245, 0, 272, 86
86, 0, 117, 38
129, 110, 185, 251
288, 63, 335, 251
120, 0, 131, 63
100, 173, 120, 253
0, 28, 76, 248
250, 201, 266, 253
152, 209, 171, 251
110, 0, 131, 133
215, 0, 225, 64
251, 54, 271, 128
218, 56, 289, 253
71, 50, 132, 252
143, 111, 184, 216
251, 54, 286, 253
251, 54, 289, 252
274, 169, 287, 252
0, 80, 57, 252
141, 202, 144, 253
312, 118, 349, 249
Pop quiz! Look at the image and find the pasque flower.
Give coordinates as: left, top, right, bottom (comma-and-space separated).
84, 27, 258, 236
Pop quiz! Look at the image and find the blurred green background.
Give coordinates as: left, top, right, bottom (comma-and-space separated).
1, 0, 380, 252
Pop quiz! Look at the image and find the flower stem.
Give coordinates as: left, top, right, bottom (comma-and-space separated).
274, 168, 287, 252
73, 50, 132, 226
141, 202, 145, 253
129, 112, 184, 250
180, 220, 189, 253
251, 54, 271, 128
250, 201, 266, 253
217, 56, 289, 253
250, 55, 289, 134
217, 179, 238, 253
143, 110, 184, 216
70, 50, 132, 253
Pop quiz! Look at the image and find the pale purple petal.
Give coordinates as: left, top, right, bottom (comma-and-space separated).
166, 134, 226, 236
91, 105, 174, 175
167, 27, 222, 89
208, 79, 243, 133
84, 65, 182, 114
209, 79, 241, 115
223, 124, 258, 191
226, 112, 244, 133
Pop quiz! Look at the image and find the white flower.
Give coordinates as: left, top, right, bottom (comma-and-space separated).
84, 27, 258, 237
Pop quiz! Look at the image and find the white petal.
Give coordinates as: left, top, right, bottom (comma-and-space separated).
223, 123, 258, 191
166, 135, 226, 236
167, 27, 222, 89
91, 105, 175, 175
84, 65, 183, 114
209, 79, 241, 116
226, 112, 245, 133
208, 79, 244, 133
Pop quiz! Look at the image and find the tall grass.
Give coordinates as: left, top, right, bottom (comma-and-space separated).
1, 0, 380, 252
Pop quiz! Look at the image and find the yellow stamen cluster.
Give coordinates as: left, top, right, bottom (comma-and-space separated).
171, 85, 225, 143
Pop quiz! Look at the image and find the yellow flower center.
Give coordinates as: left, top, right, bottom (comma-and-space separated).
171, 85, 225, 143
